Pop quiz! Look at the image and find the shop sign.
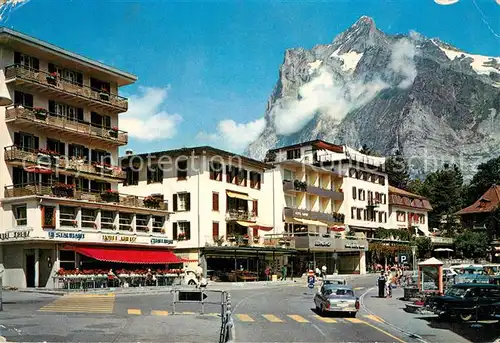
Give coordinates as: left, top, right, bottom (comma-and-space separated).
314, 241, 331, 247
0, 230, 31, 240
294, 210, 309, 217
48, 231, 85, 240
102, 235, 137, 243
344, 242, 365, 249
151, 238, 174, 245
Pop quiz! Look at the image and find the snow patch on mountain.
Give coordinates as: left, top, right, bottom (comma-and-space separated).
308, 60, 323, 74
330, 50, 363, 72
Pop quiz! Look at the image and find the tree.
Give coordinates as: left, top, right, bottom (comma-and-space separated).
413, 236, 433, 259
421, 164, 464, 230
385, 150, 410, 190
454, 231, 490, 259
359, 144, 372, 156
465, 156, 500, 205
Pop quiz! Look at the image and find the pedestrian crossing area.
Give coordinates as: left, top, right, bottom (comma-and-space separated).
230, 313, 384, 325
38, 293, 115, 314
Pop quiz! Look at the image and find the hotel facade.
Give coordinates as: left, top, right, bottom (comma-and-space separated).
0, 28, 174, 289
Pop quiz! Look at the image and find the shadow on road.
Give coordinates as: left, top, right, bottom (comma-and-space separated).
417, 316, 500, 343
309, 307, 357, 318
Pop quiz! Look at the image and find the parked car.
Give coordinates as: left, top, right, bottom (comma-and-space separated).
314, 283, 359, 317
425, 283, 500, 321
322, 276, 347, 285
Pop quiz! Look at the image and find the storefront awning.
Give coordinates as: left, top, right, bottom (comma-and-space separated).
67, 245, 183, 264
227, 191, 253, 201
236, 221, 253, 227
250, 224, 274, 231
293, 218, 327, 226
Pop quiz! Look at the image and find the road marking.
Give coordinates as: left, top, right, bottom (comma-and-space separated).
361, 321, 406, 343
205, 312, 220, 317
128, 309, 142, 315
311, 315, 337, 323
151, 310, 169, 316
345, 318, 363, 323
181, 311, 195, 314
353, 287, 365, 290
262, 314, 283, 322
236, 314, 254, 322
38, 294, 115, 314
364, 314, 383, 322
288, 314, 309, 323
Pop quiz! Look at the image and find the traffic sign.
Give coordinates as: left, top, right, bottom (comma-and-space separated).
307, 283, 314, 289
398, 253, 409, 265
178, 290, 208, 302
307, 275, 315, 284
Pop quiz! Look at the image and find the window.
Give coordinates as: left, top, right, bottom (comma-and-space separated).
285, 195, 296, 208
14, 51, 39, 71
74, 178, 90, 192
90, 112, 111, 128
13, 205, 27, 226
358, 189, 363, 201
252, 200, 258, 216
81, 209, 96, 229
212, 192, 219, 211
101, 211, 115, 230
91, 150, 111, 164
41, 206, 56, 229
283, 169, 295, 181
384, 212, 387, 223
209, 162, 222, 181
419, 214, 425, 224
379, 176, 386, 185
286, 149, 301, 160
373, 210, 378, 222
147, 165, 163, 184
125, 168, 139, 186
14, 91, 34, 108
90, 180, 111, 193
59, 250, 75, 270
152, 216, 165, 233
47, 138, 65, 155
239, 169, 247, 186
352, 187, 357, 200
351, 207, 356, 219
397, 211, 406, 222
49, 100, 83, 122
119, 212, 133, 231
173, 222, 191, 240
212, 222, 219, 238
90, 77, 110, 93
136, 214, 149, 232
68, 144, 88, 160
173, 193, 191, 212
14, 131, 39, 151
60, 206, 77, 227
378, 212, 383, 223
356, 208, 362, 220
177, 159, 188, 180
363, 209, 367, 221
349, 168, 357, 178
249, 171, 261, 189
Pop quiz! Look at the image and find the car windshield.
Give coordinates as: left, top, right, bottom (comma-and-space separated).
445, 287, 468, 297
334, 289, 354, 296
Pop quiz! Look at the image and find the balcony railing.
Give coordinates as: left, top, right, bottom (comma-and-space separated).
284, 207, 345, 224
283, 180, 344, 201
4, 145, 126, 180
225, 209, 257, 222
5, 64, 128, 111
4, 183, 168, 212
5, 106, 128, 145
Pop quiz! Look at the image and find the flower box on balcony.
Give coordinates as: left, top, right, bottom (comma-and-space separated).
51, 183, 75, 198
46, 72, 57, 85
100, 190, 119, 203
143, 196, 161, 209
108, 127, 118, 138
33, 107, 47, 120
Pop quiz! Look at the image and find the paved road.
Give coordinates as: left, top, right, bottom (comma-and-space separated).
0, 276, 469, 342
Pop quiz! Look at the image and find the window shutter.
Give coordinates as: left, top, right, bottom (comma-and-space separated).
352, 187, 356, 200
14, 51, 21, 64
25, 93, 33, 108
212, 192, 219, 211
34, 136, 39, 150
212, 222, 219, 238
77, 108, 84, 122
173, 194, 177, 211
186, 222, 191, 240
252, 200, 258, 216
32, 58, 39, 71
76, 72, 83, 86
14, 91, 22, 106
172, 223, 177, 240
48, 100, 56, 114
14, 132, 20, 146
59, 142, 65, 155
186, 193, 191, 211
48, 63, 56, 73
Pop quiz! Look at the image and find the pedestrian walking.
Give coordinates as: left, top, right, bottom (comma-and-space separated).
265, 266, 270, 281
377, 271, 386, 298
315, 266, 321, 278
281, 265, 287, 281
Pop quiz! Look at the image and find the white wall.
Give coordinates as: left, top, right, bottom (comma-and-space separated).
388, 205, 430, 236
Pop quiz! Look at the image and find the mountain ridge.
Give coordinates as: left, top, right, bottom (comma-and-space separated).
245, 16, 500, 179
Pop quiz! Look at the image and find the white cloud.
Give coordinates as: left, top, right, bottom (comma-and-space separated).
434, 0, 459, 4
271, 67, 388, 136
388, 39, 418, 89
121, 86, 182, 141
197, 118, 266, 151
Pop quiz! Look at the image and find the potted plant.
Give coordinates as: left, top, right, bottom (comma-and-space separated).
143, 196, 161, 209
100, 86, 110, 101
100, 189, 119, 203
46, 71, 57, 85
293, 179, 307, 192
177, 232, 186, 241
253, 235, 260, 243
33, 107, 47, 120
51, 183, 75, 198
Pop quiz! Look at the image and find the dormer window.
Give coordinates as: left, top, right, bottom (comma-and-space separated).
286, 148, 301, 160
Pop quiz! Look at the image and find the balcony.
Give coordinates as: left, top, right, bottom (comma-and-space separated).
226, 209, 257, 222
4, 183, 168, 213
284, 207, 345, 224
5, 106, 128, 146
283, 180, 344, 201
5, 64, 128, 112
4, 145, 126, 182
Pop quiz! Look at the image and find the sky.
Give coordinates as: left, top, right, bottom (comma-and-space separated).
2, 0, 500, 155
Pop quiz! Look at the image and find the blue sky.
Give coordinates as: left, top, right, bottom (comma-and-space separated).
3, 0, 500, 154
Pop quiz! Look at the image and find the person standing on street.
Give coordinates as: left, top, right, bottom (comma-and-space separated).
281, 265, 287, 281
321, 265, 327, 279
377, 271, 386, 298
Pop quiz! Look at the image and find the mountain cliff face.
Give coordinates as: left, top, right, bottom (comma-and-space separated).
245, 16, 500, 179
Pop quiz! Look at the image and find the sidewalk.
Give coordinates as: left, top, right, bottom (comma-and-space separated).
361, 287, 499, 343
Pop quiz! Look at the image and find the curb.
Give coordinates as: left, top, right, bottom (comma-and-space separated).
359, 287, 428, 343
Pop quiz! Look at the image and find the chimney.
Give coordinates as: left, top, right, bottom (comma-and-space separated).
125, 149, 133, 156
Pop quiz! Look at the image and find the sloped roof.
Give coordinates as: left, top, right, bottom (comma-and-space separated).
456, 185, 500, 215
388, 186, 433, 211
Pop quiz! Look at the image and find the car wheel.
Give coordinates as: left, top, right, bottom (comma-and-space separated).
459, 313, 473, 322
188, 280, 197, 286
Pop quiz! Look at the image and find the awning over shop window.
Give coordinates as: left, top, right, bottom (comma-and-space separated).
236, 221, 253, 227
67, 245, 183, 264
250, 225, 273, 231
226, 191, 253, 201
293, 218, 327, 226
